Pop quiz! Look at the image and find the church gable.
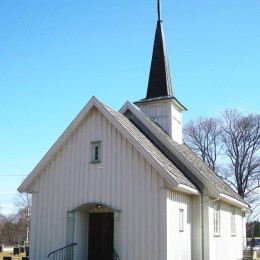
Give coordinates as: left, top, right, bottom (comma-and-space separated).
24, 103, 170, 259
27, 105, 168, 207
19, 97, 197, 195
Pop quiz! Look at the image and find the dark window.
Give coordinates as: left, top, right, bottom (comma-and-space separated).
91, 141, 101, 163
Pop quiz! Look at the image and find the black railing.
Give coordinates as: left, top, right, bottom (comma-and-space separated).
113, 249, 122, 260
47, 243, 77, 260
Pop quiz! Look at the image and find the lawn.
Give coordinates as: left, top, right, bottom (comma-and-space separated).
0, 251, 26, 260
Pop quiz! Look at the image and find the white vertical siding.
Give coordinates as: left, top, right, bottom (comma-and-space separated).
207, 201, 244, 260
138, 100, 183, 144
191, 195, 202, 260
167, 190, 193, 260
29, 108, 167, 260
74, 210, 88, 260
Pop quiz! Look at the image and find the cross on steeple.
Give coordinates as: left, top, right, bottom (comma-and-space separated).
157, 0, 161, 22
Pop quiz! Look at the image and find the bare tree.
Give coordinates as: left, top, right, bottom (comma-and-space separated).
0, 210, 30, 246
14, 193, 32, 245
0, 194, 32, 246
183, 109, 260, 218
0, 212, 5, 244
221, 109, 260, 204
183, 117, 223, 172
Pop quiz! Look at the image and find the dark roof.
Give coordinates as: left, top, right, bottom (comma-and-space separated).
134, 96, 187, 112
145, 20, 173, 99
135, 19, 173, 104
141, 0, 173, 100
122, 104, 248, 206
134, 8, 186, 110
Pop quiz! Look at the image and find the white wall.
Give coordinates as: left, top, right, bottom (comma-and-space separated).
29, 107, 168, 260
138, 100, 183, 144
191, 195, 202, 260
206, 201, 244, 260
167, 190, 194, 260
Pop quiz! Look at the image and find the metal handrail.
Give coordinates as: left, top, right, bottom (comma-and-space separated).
47, 242, 77, 258
113, 249, 122, 260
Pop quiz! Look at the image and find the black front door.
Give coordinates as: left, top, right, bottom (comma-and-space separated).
88, 213, 114, 260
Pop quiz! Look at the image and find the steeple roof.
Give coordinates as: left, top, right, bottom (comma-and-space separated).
146, 19, 173, 99
146, 0, 173, 100
135, 0, 186, 111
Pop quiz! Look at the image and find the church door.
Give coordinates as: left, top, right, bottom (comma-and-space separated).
88, 212, 114, 260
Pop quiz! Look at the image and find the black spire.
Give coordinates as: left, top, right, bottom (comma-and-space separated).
135, 0, 186, 111
145, 0, 173, 99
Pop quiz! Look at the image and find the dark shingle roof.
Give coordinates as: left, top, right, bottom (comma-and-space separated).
101, 102, 197, 190
178, 144, 245, 203
145, 21, 173, 99
123, 105, 247, 205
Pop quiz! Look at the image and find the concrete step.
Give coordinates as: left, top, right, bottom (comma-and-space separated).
242, 249, 256, 260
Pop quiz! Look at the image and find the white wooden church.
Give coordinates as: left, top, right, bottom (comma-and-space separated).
18, 1, 249, 260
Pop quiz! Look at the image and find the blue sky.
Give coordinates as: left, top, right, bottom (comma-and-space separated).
0, 0, 259, 215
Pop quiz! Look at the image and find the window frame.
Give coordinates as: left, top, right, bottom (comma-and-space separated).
179, 208, 184, 232
91, 141, 102, 163
213, 201, 220, 236
230, 206, 236, 236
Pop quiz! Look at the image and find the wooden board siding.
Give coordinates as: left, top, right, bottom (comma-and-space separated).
28, 108, 167, 260
191, 195, 202, 260
167, 190, 193, 260
138, 101, 183, 144
206, 201, 244, 260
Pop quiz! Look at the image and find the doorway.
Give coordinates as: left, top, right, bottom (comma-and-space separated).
88, 212, 114, 260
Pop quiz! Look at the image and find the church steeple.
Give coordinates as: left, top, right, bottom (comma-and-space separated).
134, 0, 186, 144
146, 0, 173, 99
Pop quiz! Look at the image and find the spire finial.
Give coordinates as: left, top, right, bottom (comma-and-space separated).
157, 0, 161, 22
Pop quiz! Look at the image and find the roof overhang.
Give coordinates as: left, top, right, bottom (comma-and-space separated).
219, 193, 249, 211
176, 184, 200, 195
134, 96, 187, 112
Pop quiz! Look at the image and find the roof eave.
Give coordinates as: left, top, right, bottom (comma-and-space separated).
219, 193, 249, 211
176, 184, 200, 195
134, 96, 187, 111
